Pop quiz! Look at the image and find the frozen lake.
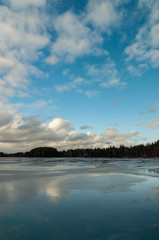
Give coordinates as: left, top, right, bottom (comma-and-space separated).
0, 157, 159, 240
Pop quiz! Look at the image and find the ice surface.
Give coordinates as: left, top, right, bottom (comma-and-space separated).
0, 157, 159, 240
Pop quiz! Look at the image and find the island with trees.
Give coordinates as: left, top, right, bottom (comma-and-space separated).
0, 140, 159, 158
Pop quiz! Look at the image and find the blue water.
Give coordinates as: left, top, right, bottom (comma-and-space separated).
0, 158, 159, 240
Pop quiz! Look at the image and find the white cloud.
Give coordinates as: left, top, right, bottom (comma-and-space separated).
0, 57, 14, 70
86, 0, 122, 32
47, 10, 103, 64
53, 11, 91, 60
127, 64, 148, 76
55, 77, 84, 92
149, 23, 159, 48
85, 90, 99, 97
0, 80, 15, 97
0, 7, 49, 55
0, 115, 140, 153
127, 130, 139, 137
56, 78, 100, 98
9, 0, 46, 9
46, 0, 125, 65
102, 126, 117, 138
45, 55, 59, 65
87, 61, 126, 88
0, 3, 49, 97
46, 0, 126, 64
100, 78, 125, 88
125, 0, 159, 69
0, 96, 22, 114
28, 100, 53, 109
49, 118, 74, 132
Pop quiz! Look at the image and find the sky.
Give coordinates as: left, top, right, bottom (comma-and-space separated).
0, 0, 159, 153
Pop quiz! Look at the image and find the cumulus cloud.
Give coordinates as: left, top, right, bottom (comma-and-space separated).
45, 55, 59, 65
102, 126, 117, 138
0, 0, 125, 103
46, 11, 103, 64
0, 0, 126, 101
125, 0, 159, 69
0, 2, 49, 97
0, 116, 140, 153
86, 0, 122, 32
48, 118, 74, 131
47, 0, 125, 64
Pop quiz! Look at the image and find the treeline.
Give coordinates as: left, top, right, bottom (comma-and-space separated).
0, 140, 159, 158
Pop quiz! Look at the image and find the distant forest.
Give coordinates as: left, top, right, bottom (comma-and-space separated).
0, 140, 159, 158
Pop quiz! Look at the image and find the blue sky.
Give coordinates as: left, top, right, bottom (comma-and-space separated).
0, 0, 159, 152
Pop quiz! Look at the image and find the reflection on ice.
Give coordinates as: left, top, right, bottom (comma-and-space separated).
0, 157, 159, 240
45, 176, 72, 199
